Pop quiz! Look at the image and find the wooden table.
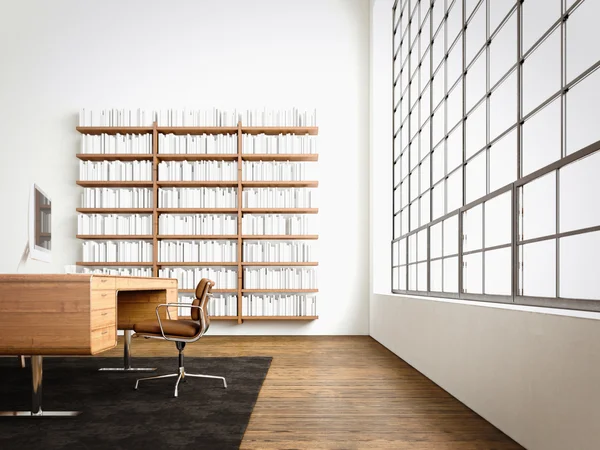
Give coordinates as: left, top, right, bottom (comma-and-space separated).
0, 274, 177, 416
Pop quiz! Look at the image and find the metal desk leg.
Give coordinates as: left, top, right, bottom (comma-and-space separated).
98, 330, 156, 372
0, 355, 80, 417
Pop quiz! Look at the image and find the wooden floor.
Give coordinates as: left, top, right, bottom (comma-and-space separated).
102, 336, 523, 449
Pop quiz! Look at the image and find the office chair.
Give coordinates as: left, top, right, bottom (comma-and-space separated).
132, 278, 227, 397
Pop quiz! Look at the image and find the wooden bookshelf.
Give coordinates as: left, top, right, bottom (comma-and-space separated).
76, 119, 319, 323
76, 235, 153, 240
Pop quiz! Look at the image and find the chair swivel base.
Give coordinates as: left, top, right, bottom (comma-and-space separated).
135, 366, 227, 398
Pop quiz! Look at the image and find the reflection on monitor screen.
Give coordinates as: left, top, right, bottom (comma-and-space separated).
30, 184, 51, 262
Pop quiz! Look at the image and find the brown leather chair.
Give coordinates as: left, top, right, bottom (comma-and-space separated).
132, 278, 227, 397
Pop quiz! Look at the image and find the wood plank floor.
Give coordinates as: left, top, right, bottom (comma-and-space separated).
102, 336, 524, 449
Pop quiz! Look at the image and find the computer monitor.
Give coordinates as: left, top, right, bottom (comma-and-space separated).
29, 184, 52, 262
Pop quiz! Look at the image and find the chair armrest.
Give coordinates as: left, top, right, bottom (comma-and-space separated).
154, 303, 205, 342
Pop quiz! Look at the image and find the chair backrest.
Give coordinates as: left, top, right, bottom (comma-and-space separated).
193, 278, 214, 332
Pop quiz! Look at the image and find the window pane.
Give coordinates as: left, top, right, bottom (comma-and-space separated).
394, 213, 401, 238
431, 221, 443, 258
421, 49, 431, 91
393, 266, 399, 290
402, 208, 409, 235
464, 252, 483, 294
566, 68, 600, 155
418, 229, 428, 262
421, 154, 431, 193
417, 261, 428, 291
393, 241, 399, 266
432, 25, 446, 72
522, 28, 561, 116
444, 214, 459, 256
490, 70, 518, 141
485, 191, 512, 248
432, 101, 446, 147
431, 259, 443, 291
465, 2, 486, 65
521, 172, 556, 240
560, 150, 600, 233
447, 80, 463, 131
560, 231, 600, 300
409, 263, 417, 290
410, 171, 419, 201
432, 142, 445, 184
447, 36, 463, 88
432, 68, 446, 117
490, 10, 517, 88
421, 190, 431, 225
466, 151, 486, 204
489, 128, 517, 191
447, 168, 463, 212
410, 141, 419, 171
401, 180, 409, 208
410, 201, 419, 230
443, 256, 459, 293
485, 247, 512, 295
466, 52, 486, 112
394, 186, 401, 213
522, 0, 561, 54
432, 181, 445, 220
432, 0, 445, 35
465, 101, 487, 159
399, 265, 407, 290
522, 97, 561, 176
447, 123, 463, 173
421, 119, 431, 157
409, 232, 417, 263
567, 0, 600, 83
399, 237, 407, 265
464, 203, 483, 251
447, 1, 463, 45
521, 239, 556, 297
490, 0, 515, 35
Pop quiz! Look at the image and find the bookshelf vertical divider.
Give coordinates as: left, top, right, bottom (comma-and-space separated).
152, 122, 159, 278
236, 121, 243, 324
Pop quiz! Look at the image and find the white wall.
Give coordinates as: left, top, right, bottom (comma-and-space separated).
370, 1, 600, 449
0, 0, 371, 335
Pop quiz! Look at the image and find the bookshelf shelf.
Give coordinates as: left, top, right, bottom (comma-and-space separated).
77, 117, 318, 323
76, 262, 153, 266
77, 208, 153, 213
241, 154, 318, 162
77, 154, 153, 161
157, 235, 237, 240
241, 262, 318, 266
241, 235, 319, 240
157, 208, 238, 213
77, 235, 153, 240
157, 262, 238, 267
157, 154, 238, 161
242, 208, 319, 214
77, 181, 153, 188
157, 181, 238, 188
76, 126, 153, 135
242, 181, 318, 188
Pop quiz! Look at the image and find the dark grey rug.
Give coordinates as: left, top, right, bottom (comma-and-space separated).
0, 356, 271, 450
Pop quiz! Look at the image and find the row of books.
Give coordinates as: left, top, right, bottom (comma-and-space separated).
158, 214, 237, 235
158, 241, 237, 263
242, 294, 317, 317
241, 214, 316, 235
81, 267, 153, 277
241, 134, 317, 154
243, 267, 317, 289
158, 188, 237, 208
82, 241, 153, 262
158, 268, 237, 289
242, 161, 310, 181
177, 294, 238, 317
81, 188, 152, 208
79, 161, 152, 181
78, 108, 317, 127
243, 241, 314, 263
242, 188, 316, 208
158, 134, 237, 155
78, 214, 152, 235
242, 108, 317, 127
158, 161, 237, 181
80, 134, 152, 154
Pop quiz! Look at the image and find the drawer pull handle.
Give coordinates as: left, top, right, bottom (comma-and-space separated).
101, 312, 108, 316
101, 330, 108, 335
101, 293, 107, 297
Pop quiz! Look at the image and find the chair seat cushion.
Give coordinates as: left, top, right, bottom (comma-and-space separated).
133, 319, 200, 338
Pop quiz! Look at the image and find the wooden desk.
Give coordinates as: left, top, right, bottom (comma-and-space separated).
0, 274, 178, 416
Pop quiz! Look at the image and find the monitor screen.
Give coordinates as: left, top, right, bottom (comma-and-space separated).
30, 184, 51, 262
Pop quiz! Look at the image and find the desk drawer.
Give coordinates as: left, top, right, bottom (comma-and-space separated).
91, 276, 116, 290
91, 325, 116, 353
91, 289, 116, 310
91, 308, 116, 330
